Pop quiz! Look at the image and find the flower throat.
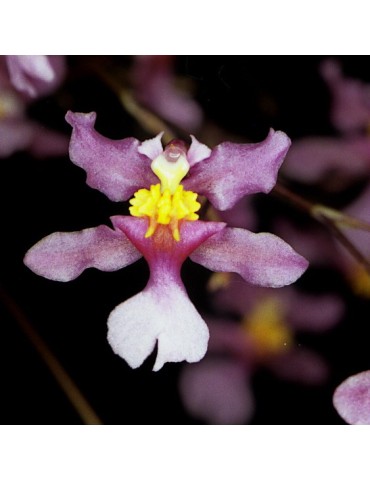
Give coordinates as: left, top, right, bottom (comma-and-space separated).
129, 140, 200, 241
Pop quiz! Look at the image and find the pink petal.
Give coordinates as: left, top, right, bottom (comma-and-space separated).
333, 371, 370, 424
183, 129, 291, 210
282, 136, 370, 182
24, 223, 141, 282
187, 135, 212, 166
190, 227, 308, 288
107, 272, 209, 371
320, 58, 370, 134
179, 358, 255, 424
137, 132, 164, 160
132, 55, 203, 132
6, 55, 65, 98
65, 111, 157, 201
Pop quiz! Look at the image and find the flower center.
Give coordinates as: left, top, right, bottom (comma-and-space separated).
129, 140, 200, 241
242, 296, 293, 357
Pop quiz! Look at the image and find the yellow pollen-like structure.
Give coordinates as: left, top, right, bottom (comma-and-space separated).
242, 296, 293, 357
129, 184, 201, 241
129, 141, 201, 240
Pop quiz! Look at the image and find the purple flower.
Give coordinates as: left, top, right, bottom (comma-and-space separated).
333, 370, 370, 424
5, 55, 66, 99
24, 111, 308, 371
180, 279, 343, 423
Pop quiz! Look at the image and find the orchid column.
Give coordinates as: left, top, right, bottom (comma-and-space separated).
24, 111, 308, 371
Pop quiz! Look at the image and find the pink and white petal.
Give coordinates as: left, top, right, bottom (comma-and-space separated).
179, 358, 255, 424
187, 135, 212, 166
24, 223, 141, 282
286, 292, 345, 332
0, 119, 34, 157
183, 129, 291, 210
6, 55, 65, 98
65, 111, 157, 201
282, 136, 370, 182
333, 371, 370, 425
190, 227, 308, 288
107, 279, 209, 371
268, 347, 329, 385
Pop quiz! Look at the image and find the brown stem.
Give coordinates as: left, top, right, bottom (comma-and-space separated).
272, 181, 370, 275
0, 287, 102, 425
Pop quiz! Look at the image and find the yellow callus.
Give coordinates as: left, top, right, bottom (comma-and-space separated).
129, 183, 200, 241
242, 296, 293, 356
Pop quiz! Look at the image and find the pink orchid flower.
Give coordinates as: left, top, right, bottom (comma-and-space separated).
180, 278, 343, 424
24, 111, 308, 371
333, 370, 370, 424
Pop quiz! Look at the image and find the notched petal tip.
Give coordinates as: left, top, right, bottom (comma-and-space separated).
107, 279, 209, 371
65, 110, 97, 128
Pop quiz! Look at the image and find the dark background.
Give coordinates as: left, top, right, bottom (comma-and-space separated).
1, 56, 370, 424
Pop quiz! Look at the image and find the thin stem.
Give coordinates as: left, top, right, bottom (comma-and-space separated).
272, 181, 370, 275
0, 287, 102, 425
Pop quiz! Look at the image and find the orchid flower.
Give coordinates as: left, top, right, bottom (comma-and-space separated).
5, 55, 66, 99
333, 370, 370, 424
24, 111, 308, 371
180, 279, 344, 424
